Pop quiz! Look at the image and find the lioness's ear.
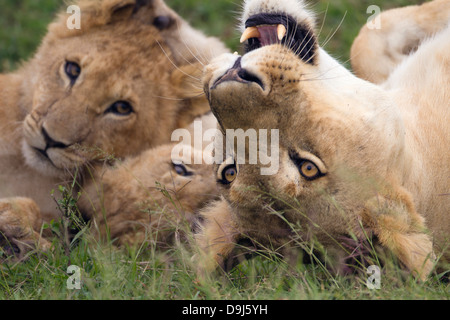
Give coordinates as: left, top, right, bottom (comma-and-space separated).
362, 187, 435, 280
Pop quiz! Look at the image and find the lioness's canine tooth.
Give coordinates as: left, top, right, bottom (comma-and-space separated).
240, 27, 261, 43
277, 24, 287, 41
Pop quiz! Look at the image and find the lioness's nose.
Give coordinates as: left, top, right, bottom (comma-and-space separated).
212, 57, 264, 90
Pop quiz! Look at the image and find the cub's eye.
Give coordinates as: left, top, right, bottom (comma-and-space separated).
172, 162, 192, 177
153, 16, 172, 30
218, 164, 238, 185
299, 161, 322, 180
106, 101, 134, 116
64, 61, 81, 83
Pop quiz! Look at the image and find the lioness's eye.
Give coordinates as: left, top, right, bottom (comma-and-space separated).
299, 161, 321, 180
107, 101, 134, 116
289, 150, 325, 181
65, 61, 81, 83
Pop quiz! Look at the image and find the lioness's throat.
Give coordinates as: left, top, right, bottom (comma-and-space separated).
242, 13, 317, 64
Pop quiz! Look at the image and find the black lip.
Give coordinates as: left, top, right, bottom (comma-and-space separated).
42, 127, 68, 150
34, 147, 49, 159
244, 13, 317, 65
33, 146, 57, 167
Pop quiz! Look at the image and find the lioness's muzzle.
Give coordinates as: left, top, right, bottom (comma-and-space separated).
211, 57, 264, 90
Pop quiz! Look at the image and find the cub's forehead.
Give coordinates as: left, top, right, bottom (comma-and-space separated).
241, 0, 316, 30
171, 145, 213, 166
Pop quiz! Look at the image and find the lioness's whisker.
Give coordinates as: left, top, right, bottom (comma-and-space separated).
302, 53, 354, 82
293, 25, 316, 63
315, 2, 330, 45
278, 12, 301, 66
297, 2, 328, 66
320, 11, 347, 49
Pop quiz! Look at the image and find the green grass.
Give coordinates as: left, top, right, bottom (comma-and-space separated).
1, 230, 448, 300
2, 217, 449, 300
0, 0, 446, 301
1, 182, 448, 300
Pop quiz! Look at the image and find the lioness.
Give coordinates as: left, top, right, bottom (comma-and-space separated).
197, 0, 449, 279
0, 0, 227, 252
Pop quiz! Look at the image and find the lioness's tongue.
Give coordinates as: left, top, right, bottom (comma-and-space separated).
257, 25, 280, 46
240, 24, 287, 45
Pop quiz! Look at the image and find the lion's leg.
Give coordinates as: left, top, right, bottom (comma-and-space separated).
0, 197, 51, 259
350, 0, 450, 84
362, 190, 435, 280
195, 198, 242, 273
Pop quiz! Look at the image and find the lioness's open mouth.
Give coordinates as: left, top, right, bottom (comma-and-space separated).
240, 13, 317, 64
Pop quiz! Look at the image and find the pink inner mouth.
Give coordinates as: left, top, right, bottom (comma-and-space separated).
257, 25, 281, 46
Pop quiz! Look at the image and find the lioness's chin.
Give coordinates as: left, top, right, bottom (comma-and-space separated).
21, 141, 83, 178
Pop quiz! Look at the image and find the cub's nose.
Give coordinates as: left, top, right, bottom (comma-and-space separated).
211, 57, 264, 90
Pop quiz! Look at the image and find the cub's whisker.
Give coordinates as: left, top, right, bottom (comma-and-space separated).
155, 39, 202, 82
175, 21, 207, 68
152, 92, 205, 101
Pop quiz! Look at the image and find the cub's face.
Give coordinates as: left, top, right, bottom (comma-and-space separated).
21, 0, 226, 177
77, 143, 219, 247
203, 1, 405, 251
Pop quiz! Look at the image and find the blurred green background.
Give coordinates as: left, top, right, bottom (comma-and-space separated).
0, 0, 424, 72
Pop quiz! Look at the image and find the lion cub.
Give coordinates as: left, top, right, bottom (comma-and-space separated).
1, 144, 218, 256
78, 144, 218, 247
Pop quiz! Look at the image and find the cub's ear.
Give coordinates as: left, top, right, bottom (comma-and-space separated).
108, 0, 136, 23
361, 187, 435, 280
107, 0, 151, 23
50, 0, 153, 36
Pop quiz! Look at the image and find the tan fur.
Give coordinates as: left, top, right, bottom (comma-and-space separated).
0, 0, 227, 252
77, 144, 218, 247
351, 0, 450, 84
0, 198, 51, 258
196, 198, 240, 272
198, 0, 449, 279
